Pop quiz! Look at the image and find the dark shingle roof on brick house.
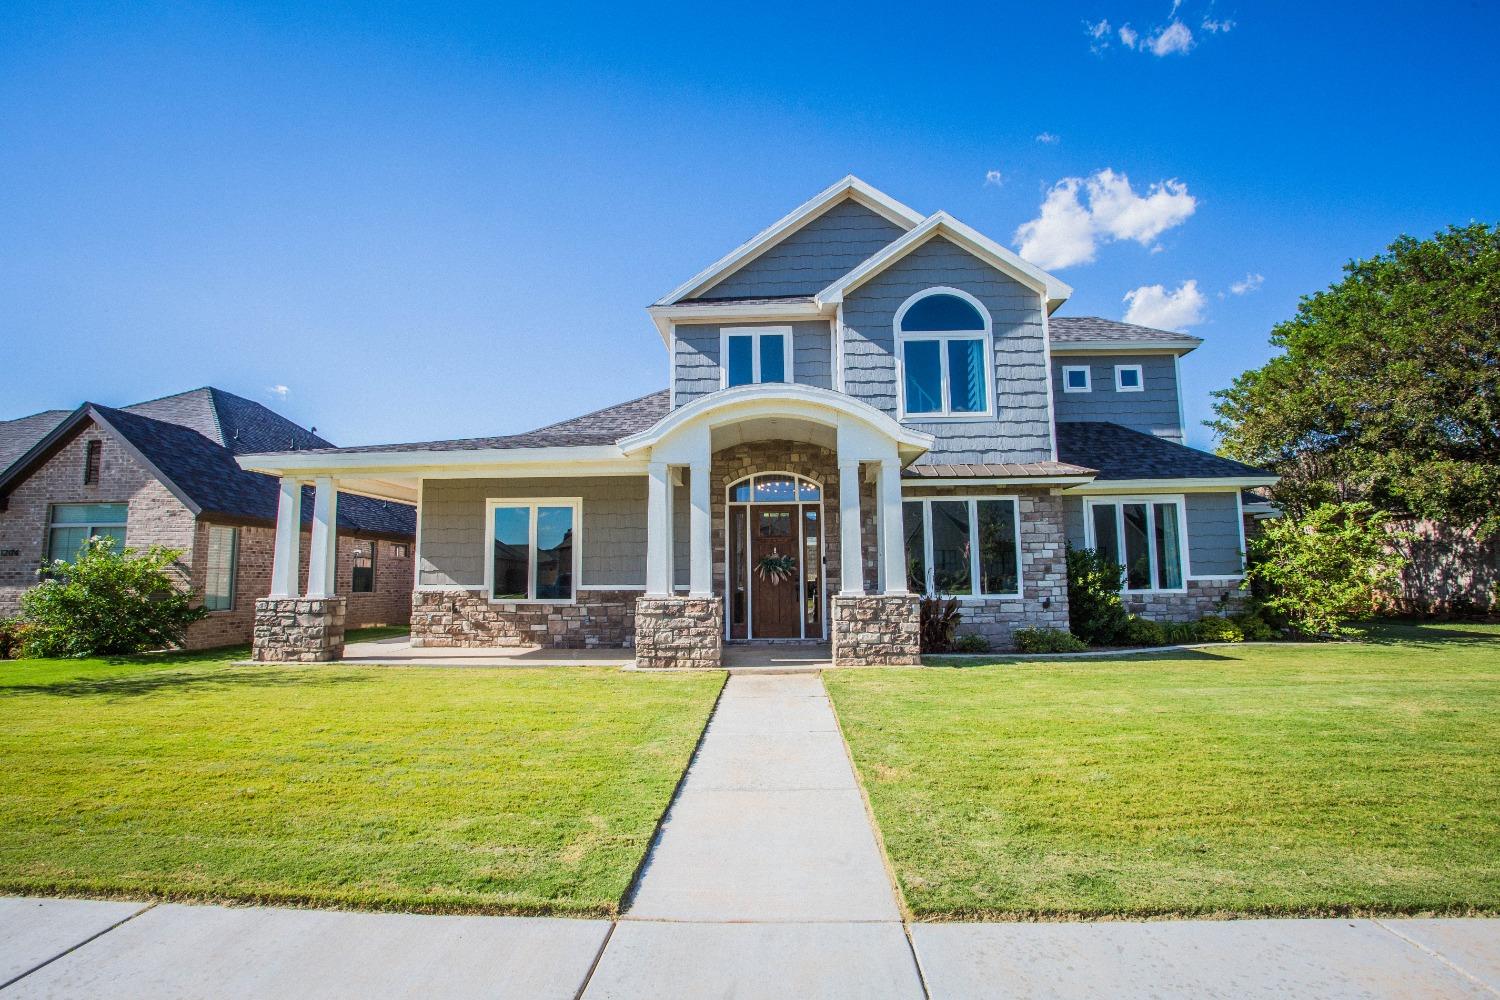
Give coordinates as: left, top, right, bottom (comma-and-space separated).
1056, 422, 1272, 481
125, 387, 333, 455
0, 410, 70, 474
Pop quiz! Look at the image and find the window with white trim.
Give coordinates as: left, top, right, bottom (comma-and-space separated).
203, 524, 237, 611
1086, 498, 1185, 592
486, 499, 580, 602
1115, 364, 1144, 391
47, 503, 127, 562
896, 289, 993, 418
1062, 365, 1092, 393
902, 497, 1021, 598
722, 327, 791, 388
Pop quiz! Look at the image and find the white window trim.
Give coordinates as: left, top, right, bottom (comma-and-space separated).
1114, 364, 1145, 392
720, 325, 794, 389
905, 495, 1023, 599
1061, 364, 1092, 393
894, 287, 996, 421
483, 497, 583, 605
1082, 495, 1188, 594
46, 503, 128, 561
203, 524, 238, 612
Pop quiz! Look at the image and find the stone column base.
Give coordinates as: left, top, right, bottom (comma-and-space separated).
252, 597, 347, 662
634, 595, 723, 669
832, 593, 921, 666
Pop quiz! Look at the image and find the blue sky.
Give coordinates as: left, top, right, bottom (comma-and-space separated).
2, 1, 1495, 450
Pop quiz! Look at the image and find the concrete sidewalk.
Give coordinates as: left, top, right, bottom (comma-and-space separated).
2, 673, 1497, 998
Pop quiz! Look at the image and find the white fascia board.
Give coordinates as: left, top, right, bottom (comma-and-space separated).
235, 445, 643, 478
1064, 476, 1279, 495
647, 300, 831, 345
1049, 342, 1201, 356
816, 212, 1073, 310
654, 176, 924, 306
902, 476, 1097, 488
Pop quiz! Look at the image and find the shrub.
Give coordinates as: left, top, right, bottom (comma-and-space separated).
1014, 627, 1088, 654
0, 618, 27, 660
951, 633, 991, 654
1246, 501, 1407, 636
1196, 615, 1246, 643
1124, 615, 1166, 646
18, 538, 206, 658
1230, 608, 1278, 641
919, 596, 961, 653
1160, 620, 1203, 645
1066, 546, 1131, 646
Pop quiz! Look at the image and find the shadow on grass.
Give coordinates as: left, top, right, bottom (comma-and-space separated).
0, 666, 372, 699
925, 647, 1236, 669
1350, 619, 1500, 646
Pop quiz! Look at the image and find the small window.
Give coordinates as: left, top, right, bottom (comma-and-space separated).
1062, 365, 1092, 393
83, 440, 102, 484
896, 289, 992, 418
47, 503, 128, 562
1115, 364, 1144, 392
722, 327, 791, 388
487, 500, 579, 602
203, 525, 237, 611
352, 542, 376, 593
391, 543, 409, 559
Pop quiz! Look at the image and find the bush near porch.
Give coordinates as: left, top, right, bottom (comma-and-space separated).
0, 651, 722, 916
827, 622, 1500, 919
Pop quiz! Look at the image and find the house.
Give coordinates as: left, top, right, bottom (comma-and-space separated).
0, 388, 416, 649
237, 177, 1275, 667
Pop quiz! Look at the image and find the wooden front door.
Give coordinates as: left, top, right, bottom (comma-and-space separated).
749, 506, 801, 638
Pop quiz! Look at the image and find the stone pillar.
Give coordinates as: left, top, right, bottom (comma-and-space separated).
252, 596, 346, 662
831, 593, 920, 666
634, 595, 723, 669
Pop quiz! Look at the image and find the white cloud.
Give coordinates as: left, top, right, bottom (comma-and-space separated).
1147, 19, 1194, 55
1091, 5, 1225, 55
1085, 18, 1112, 52
1123, 280, 1206, 330
1013, 168, 1198, 269
1201, 16, 1234, 33
1229, 272, 1264, 295
1118, 24, 1139, 48
1035, 132, 1060, 145
985, 169, 1004, 187
268, 384, 290, 399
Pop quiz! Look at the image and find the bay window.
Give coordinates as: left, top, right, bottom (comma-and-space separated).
903, 497, 1021, 598
896, 288, 993, 418
1086, 497, 1185, 592
722, 327, 791, 388
486, 499, 580, 602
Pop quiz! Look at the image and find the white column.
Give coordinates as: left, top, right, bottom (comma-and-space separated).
645, 461, 673, 596
839, 459, 864, 595
688, 460, 712, 597
305, 476, 339, 599
879, 458, 907, 595
269, 477, 302, 598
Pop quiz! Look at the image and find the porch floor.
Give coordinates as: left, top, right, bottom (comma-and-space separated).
722, 641, 832, 671
338, 636, 635, 668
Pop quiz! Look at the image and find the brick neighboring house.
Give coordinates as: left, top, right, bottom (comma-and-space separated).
0, 388, 415, 649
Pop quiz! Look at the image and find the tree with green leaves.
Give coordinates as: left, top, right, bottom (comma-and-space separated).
1212, 223, 1500, 538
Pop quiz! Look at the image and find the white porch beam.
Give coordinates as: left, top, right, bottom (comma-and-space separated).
645, 461, 674, 596
688, 460, 712, 598
839, 459, 864, 595
269, 477, 302, 598
306, 476, 339, 599
879, 458, 907, 595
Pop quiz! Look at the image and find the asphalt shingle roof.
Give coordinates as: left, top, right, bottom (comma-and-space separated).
0, 410, 70, 473
125, 387, 332, 454
1047, 316, 1202, 347
1056, 422, 1271, 481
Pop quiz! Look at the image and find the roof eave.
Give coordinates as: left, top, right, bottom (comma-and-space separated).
234, 444, 643, 478
1064, 475, 1280, 494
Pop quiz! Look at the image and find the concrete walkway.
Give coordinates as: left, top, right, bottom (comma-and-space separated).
2, 674, 1497, 998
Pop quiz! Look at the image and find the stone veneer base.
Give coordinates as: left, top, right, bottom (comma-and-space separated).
831, 594, 921, 666
409, 589, 638, 648
634, 596, 724, 669
1123, 578, 1248, 621
252, 597, 346, 662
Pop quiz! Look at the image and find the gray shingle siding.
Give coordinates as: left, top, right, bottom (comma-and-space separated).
672, 321, 834, 407
840, 236, 1053, 464
1061, 491, 1245, 578
694, 199, 906, 299
1052, 355, 1183, 441
418, 477, 647, 589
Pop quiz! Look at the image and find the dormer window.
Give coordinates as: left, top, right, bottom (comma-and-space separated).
895, 288, 993, 419
722, 327, 792, 388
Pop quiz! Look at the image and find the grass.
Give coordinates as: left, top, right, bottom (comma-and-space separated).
0, 650, 723, 916
825, 621, 1500, 920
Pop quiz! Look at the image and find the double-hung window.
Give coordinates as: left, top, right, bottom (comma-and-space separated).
896, 288, 993, 418
46, 503, 127, 562
722, 327, 791, 388
1086, 497, 1185, 592
902, 497, 1021, 598
203, 525, 237, 611
486, 499, 581, 602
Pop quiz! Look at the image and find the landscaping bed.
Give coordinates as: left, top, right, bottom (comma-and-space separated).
828, 622, 1500, 919
0, 651, 722, 916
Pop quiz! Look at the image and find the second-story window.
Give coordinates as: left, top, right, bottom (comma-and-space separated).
896, 288, 992, 419
722, 327, 791, 388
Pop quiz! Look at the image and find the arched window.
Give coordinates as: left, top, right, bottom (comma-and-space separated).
895, 288, 992, 418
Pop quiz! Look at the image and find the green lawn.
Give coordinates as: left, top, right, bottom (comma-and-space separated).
826, 622, 1500, 920
0, 651, 722, 916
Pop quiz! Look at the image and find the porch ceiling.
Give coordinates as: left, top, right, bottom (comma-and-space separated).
711, 417, 836, 454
